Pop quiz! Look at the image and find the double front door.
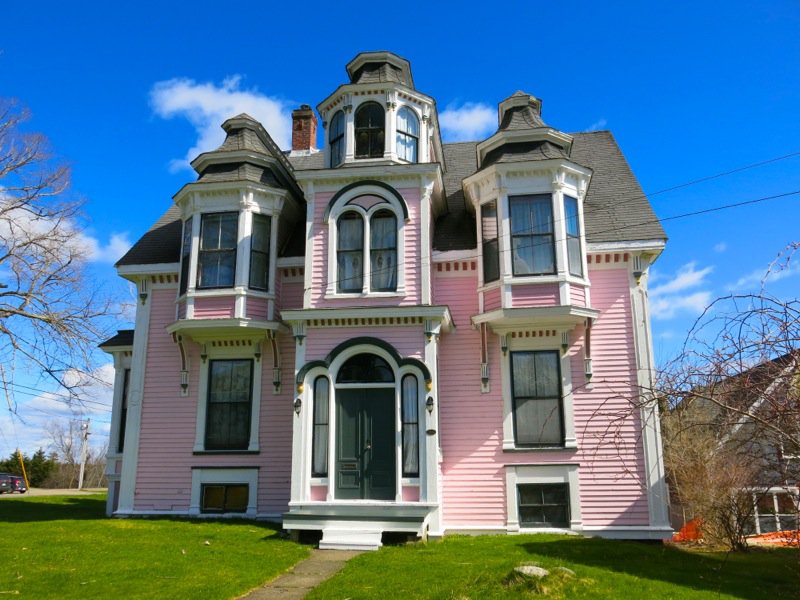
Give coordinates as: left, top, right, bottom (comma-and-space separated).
335, 388, 395, 500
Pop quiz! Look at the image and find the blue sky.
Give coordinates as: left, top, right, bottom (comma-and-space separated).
1, 1, 799, 455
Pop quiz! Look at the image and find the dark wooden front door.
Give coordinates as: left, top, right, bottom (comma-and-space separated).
335, 388, 395, 500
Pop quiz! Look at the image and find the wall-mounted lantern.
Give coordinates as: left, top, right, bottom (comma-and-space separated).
293, 397, 302, 415
272, 368, 282, 394
426, 396, 435, 414
180, 370, 189, 394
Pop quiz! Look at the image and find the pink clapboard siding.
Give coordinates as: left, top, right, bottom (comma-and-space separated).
483, 287, 501, 312
435, 269, 507, 527
193, 296, 235, 319
247, 297, 269, 320
308, 188, 422, 308
177, 301, 187, 320
134, 288, 295, 513
570, 284, 587, 307
511, 283, 560, 307
572, 266, 648, 526
280, 282, 304, 311
305, 326, 424, 362
402, 486, 420, 502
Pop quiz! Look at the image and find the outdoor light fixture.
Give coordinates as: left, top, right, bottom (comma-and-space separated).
296, 382, 304, 394
293, 323, 306, 345
500, 334, 508, 356
200, 344, 208, 363
584, 358, 593, 380
481, 362, 489, 385
180, 369, 189, 393
272, 368, 281, 393
426, 396, 435, 414
561, 332, 570, 354
138, 279, 148, 304
632, 255, 644, 284
293, 397, 302, 415
425, 379, 432, 392
424, 319, 435, 342
254, 342, 262, 362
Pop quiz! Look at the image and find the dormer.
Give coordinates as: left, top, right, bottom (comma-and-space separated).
317, 51, 444, 168
464, 92, 594, 323
169, 114, 304, 338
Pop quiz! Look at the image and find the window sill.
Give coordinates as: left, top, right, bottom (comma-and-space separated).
324, 289, 406, 300
502, 443, 578, 453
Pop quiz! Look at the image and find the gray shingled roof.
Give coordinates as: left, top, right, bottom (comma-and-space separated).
119, 129, 665, 266
351, 63, 410, 86
498, 103, 548, 131
99, 329, 134, 349
481, 140, 569, 169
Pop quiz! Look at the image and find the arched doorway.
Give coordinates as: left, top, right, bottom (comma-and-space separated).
334, 353, 396, 500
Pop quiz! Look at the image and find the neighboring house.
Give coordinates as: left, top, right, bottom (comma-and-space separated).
100, 51, 671, 549
667, 351, 800, 536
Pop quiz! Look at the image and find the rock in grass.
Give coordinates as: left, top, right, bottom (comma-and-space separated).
515, 564, 549, 578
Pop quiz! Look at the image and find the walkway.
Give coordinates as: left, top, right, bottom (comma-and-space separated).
242, 549, 362, 599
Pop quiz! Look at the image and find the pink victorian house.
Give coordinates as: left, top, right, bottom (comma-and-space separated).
101, 52, 671, 549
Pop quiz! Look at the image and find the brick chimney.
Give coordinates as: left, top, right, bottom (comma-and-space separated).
291, 104, 317, 152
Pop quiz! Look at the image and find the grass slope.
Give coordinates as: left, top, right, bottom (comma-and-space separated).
308, 534, 800, 599
0, 494, 309, 599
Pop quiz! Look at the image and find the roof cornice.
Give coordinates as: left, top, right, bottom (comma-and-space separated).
476, 128, 574, 167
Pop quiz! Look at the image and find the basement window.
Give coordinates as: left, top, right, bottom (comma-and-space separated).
201, 483, 248, 513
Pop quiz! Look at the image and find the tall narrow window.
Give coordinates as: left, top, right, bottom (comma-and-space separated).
564, 196, 583, 277
118, 368, 130, 453
197, 212, 238, 288
337, 212, 364, 293
481, 201, 499, 283
205, 359, 253, 450
510, 195, 555, 276
329, 111, 345, 167
396, 106, 418, 162
179, 217, 192, 296
249, 214, 271, 291
511, 351, 563, 446
401, 374, 419, 477
355, 102, 385, 158
312, 376, 330, 477
370, 210, 397, 291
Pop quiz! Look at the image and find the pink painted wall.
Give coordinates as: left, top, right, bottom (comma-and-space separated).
570, 284, 587, 307
310, 486, 327, 501
511, 283, 560, 307
280, 282, 304, 311
483, 287, 501, 312
193, 296, 235, 319
247, 297, 269, 320
308, 187, 422, 308
133, 287, 294, 514
402, 486, 420, 502
305, 326, 424, 362
435, 265, 650, 529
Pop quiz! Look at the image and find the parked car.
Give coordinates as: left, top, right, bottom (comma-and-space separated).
0, 473, 12, 494
9, 476, 27, 493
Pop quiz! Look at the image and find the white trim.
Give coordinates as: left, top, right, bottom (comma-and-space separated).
117, 263, 180, 279
189, 467, 259, 517
277, 256, 305, 268
282, 305, 453, 329
117, 280, 152, 513
432, 249, 475, 262
587, 240, 666, 253
505, 463, 582, 532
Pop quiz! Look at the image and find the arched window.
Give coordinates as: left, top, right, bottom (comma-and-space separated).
396, 107, 419, 163
355, 102, 385, 159
336, 354, 395, 383
329, 111, 345, 167
370, 210, 397, 291
337, 212, 364, 293
312, 376, 330, 477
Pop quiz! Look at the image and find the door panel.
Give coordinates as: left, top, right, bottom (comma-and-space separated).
335, 388, 395, 500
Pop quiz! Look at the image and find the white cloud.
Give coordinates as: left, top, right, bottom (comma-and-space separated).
713, 242, 727, 253
585, 118, 608, 132
150, 76, 293, 171
730, 260, 800, 291
650, 261, 714, 320
83, 232, 132, 264
439, 102, 496, 142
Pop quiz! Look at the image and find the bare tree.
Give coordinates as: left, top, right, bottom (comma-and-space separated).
657, 247, 800, 549
0, 100, 112, 398
45, 419, 107, 489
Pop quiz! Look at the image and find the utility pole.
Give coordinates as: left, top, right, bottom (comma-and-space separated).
78, 419, 90, 490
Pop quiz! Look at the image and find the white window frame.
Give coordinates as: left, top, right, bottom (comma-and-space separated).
193, 344, 263, 452
505, 463, 582, 532
500, 334, 577, 450
325, 186, 407, 298
395, 105, 419, 163
190, 467, 258, 517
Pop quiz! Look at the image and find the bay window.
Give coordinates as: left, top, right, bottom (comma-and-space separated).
481, 200, 499, 283
564, 196, 583, 277
511, 350, 563, 446
249, 214, 271, 291
197, 212, 238, 288
510, 195, 555, 276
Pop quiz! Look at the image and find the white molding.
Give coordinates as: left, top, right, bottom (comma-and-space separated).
189, 467, 259, 517
277, 256, 305, 268
282, 305, 453, 328
472, 306, 598, 331
587, 240, 666, 253
117, 263, 180, 279
117, 283, 152, 513
431, 249, 475, 262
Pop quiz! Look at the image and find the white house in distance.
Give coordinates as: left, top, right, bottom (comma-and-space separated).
100, 51, 671, 550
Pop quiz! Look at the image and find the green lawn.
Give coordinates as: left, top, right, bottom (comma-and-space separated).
0, 494, 309, 599
308, 534, 800, 600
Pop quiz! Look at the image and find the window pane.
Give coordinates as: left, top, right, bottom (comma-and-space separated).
534, 352, 559, 397
312, 377, 329, 477
337, 213, 364, 293
402, 374, 419, 476
512, 352, 537, 397
564, 197, 579, 236
338, 214, 363, 251
355, 103, 385, 158
515, 397, 562, 445
330, 111, 345, 166
481, 201, 499, 283
370, 210, 397, 291
336, 354, 395, 383
567, 237, 583, 277
202, 485, 225, 512
206, 360, 252, 450
198, 213, 238, 288
512, 351, 563, 446
518, 484, 570, 527
180, 217, 192, 295
249, 252, 268, 290
251, 215, 270, 253
225, 485, 248, 512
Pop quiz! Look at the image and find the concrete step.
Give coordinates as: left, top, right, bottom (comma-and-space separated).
319, 528, 383, 551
